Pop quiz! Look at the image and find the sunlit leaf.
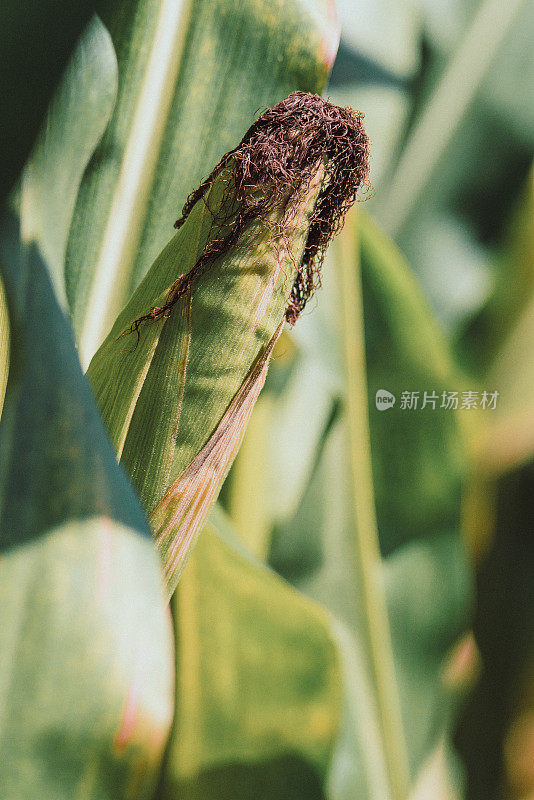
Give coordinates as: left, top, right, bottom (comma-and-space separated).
159, 507, 341, 799
20, 15, 118, 308
265, 351, 336, 528
0, 0, 103, 201
0, 214, 174, 796
152, 323, 283, 597
0, 518, 174, 800
226, 393, 275, 560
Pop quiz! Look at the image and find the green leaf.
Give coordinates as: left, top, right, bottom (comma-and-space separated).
150, 324, 283, 597
226, 393, 276, 561
326, 618, 390, 800
337, 206, 410, 800
0, 215, 174, 796
272, 414, 471, 800
66, 0, 338, 366
225, 339, 335, 560
0, 275, 8, 420
467, 165, 534, 475
269, 211, 472, 796
376, 0, 525, 236
0, 518, 174, 800
21, 15, 118, 308
0, 213, 147, 548
328, 0, 419, 192
88, 158, 325, 598
335, 0, 420, 78
158, 507, 341, 799
265, 349, 337, 528
0, 0, 105, 201
359, 210, 465, 555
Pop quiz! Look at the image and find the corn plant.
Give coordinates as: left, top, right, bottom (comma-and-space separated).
3, 1, 531, 799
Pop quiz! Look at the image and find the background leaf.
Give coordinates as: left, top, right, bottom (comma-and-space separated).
0, 276, 8, 419
21, 15, 118, 308
265, 211, 473, 797
0, 0, 110, 202
328, 0, 420, 193
455, 459, 534, 800
359, 211, 466, 555
158, 507, 341, 800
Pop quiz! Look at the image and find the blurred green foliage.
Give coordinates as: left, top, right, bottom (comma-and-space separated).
0, 1, 533, 799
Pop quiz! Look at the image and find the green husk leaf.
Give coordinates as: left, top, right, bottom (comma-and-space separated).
151, 322, 283, 596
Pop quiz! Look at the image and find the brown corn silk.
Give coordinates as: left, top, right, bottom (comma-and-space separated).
131, 91, 369, 330
89, 92, 369, 599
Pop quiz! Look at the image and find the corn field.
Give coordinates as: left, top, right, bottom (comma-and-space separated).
0, 1, 533, 799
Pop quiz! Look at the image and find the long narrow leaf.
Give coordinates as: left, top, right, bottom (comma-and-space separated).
270, 211, 472, 798
20, 15, 118, 308
0, 213, 174, 798
0, 276, 8, 420
337, 206, 410, 800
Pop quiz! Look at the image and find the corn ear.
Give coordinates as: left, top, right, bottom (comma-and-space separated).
88, 92, 369, 598
89, 170, 323, 596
